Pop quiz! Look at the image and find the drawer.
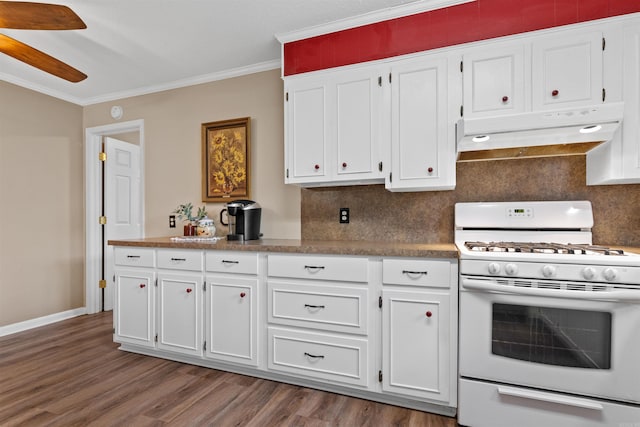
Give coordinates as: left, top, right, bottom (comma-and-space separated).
383, 258, 451, 288
157, 249, 203, 271
268, 327, 368, 387
205, 251, 258, 275
114, 247, 155, 268
268, 281, 368, 335
268, 254, 368, 283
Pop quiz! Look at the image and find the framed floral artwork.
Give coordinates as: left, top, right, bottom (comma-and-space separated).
201, 117, 251, 202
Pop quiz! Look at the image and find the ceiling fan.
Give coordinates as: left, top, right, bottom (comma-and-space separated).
0, 1, 86, 82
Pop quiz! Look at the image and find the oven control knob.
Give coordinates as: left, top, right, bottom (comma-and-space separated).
505, 263, 519, 276
488, 262, 501, 275
542, 264, 556, 278
582, 267, 596, 280
603, 267, 618, 281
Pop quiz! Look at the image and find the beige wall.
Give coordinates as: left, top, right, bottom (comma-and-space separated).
83, 69, 301, 239
0, 82, 84, 326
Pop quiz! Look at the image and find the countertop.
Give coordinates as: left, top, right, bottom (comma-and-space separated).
108, 236, 459, 258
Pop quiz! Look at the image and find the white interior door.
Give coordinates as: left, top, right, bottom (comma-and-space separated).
104, 137, 142, 311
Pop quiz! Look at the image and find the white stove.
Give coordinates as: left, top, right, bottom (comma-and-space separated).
455, 201, 640, 427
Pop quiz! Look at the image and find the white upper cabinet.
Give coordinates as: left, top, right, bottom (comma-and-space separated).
463, 43, 527, 118
462, 28, 604, 120
532, 31, 604, 110
284, 65, 384, 186
587, 21, 640, 184
387, 54, 456, 191
285, 78, 329, 184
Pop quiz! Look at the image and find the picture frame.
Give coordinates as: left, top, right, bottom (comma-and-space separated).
201, 117, 251, 202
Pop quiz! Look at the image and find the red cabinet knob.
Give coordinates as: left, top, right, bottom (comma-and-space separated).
502, 96, 509, 102
139, 284, 146, 288
427, 167, 434, 173
240, 292, 246, 298
426, 311, 433, 318
314, 164, 320, 170
342, 162, 347, 168
186, 288, 192, 293
552, 89, 559, 97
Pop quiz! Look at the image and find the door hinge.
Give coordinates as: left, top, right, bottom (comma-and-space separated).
378, 161, 383, 172
203, 341, 207, 351
379, 295, 382, 308
602, 37, 606, 51
98, 151, 107, 162
155, 278, 158, 287
203, 282, 206, 291
460, 105, 464, 117
99, 216, 107, 225
155, 334, 158, 342
99, 279, 106, 289
112, 274, 115, 283
285, 92, 289, 102
286, 168, 289, 179
112, 327, 115, 334
378, 76, 382, 87
388, 73, 392, 84
460, 60, 463, 72
602, 88, 606, 102
378, 370, 383, 382
389, 172, 392, 183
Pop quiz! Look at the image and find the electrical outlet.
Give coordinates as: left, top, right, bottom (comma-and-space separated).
339, 208, 349, 224
169, 215, 176, 228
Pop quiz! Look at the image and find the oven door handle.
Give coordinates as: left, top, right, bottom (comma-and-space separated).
497, 386, 604, 411
461, 278, 640, 302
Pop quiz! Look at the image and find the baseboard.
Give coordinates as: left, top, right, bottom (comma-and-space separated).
0, 307, 87, 337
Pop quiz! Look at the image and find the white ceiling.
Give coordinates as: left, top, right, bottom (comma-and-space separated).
0, 0, 468, 106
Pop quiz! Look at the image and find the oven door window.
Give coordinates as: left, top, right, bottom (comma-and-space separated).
492, 303, 612, 369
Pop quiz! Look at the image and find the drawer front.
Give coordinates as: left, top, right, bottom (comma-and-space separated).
383, 258, 451, 288
114, 247, 155, 268
268, 327, 368, 387
157, 249, 203, 271
268, 281, 368, 335
206, 251, 258, 275
268, 254, 368, 283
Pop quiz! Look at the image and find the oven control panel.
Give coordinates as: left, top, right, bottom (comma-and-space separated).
506, 207, 533, 218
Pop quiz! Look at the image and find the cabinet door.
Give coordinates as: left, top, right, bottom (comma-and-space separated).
532, 31, 603, 110
334, 69, 384, 182
388, 55, 454, 191
285, 77, 329, 183
382, 289, 450, 402
620, 24, 640, 180
114, 269, 155, 348
157, 272, 203, 357
463, 44, 526, 118
205, 276, 258, 366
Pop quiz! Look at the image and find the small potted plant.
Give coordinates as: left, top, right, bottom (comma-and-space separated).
173, 203, 208, 236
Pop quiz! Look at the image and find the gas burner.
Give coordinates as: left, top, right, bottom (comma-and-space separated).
465, 241, 625, 256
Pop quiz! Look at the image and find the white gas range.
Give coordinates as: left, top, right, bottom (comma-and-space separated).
455, 201, 640, 427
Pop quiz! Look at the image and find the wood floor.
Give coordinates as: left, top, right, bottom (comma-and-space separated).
0, 312, 458, 426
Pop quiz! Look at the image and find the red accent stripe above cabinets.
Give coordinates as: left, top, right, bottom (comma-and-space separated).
283, 0, 640, 76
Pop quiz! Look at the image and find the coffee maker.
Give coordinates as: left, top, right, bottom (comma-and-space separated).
219, 200, 262, 241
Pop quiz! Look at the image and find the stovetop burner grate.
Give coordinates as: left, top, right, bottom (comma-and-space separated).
465, 241, 625, 256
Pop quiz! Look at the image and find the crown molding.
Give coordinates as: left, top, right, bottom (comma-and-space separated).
275, 0, 476, 43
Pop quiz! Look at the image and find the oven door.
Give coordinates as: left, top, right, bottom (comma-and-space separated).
459, 276, 640, 404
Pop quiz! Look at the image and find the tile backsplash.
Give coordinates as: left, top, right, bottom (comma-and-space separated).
301, 156, 640, 247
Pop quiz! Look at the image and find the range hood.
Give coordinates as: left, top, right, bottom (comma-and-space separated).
456, 102, 624, 162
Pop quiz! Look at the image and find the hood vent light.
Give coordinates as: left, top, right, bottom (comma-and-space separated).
457, 102, 624, 162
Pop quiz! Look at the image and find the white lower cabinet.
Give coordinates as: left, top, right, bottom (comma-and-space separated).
205, 275, 258, 366
114, 268, 155, 348
381, 289, 450, 402
112, 246, 458, 416
157, 272, 203, 357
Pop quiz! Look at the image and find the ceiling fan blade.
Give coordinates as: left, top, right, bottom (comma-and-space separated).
0, 33, 86, 82
0, 1, 86, 30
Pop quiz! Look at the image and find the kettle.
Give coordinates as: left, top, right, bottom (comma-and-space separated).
220, 200, 262, 241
